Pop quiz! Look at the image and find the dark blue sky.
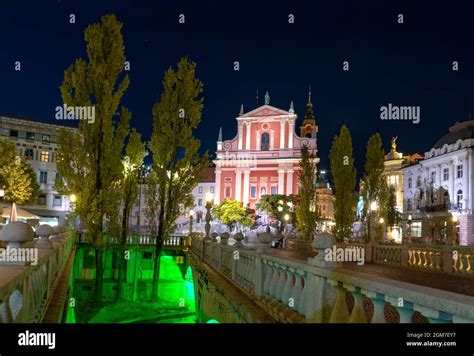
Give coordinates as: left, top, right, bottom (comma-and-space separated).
1, 0, 473, 174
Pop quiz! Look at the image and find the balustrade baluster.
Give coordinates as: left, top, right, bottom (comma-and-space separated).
281, 268, 295, 307
275, 267, 287, 302
328, 281, 350, 323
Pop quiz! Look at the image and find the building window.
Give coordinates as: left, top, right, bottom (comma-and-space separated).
411, 222, 422, 238
26, 132, 35, 141
24, 148, 34, 160
53, 195, 62, 206
225, 186, 231, 198
38, 194, 46, 205
443, 168, 449, 181
261, 132, 269, 151
210, 186, 214, 193
430, 171, 436, 183
416, 176, 421, 187
42, 134, 50, 142
271, 185, 277, 195
443, 191, 449, 207
198, 198, 202, 206
198, 186, 203, 194
457, 164, 463, 179
250, 185, 257, 199
40, 150, 49, 162
9, 130, 18, 138
407, 198, 412, 211
456, 190, 463, 208
196, 211, 203, 223
39, 171, 48, 184
408, 177, 412, 189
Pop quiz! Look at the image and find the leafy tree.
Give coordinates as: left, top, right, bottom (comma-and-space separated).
212, 199, 255, 231
147, 57, 210, 303
295, 145, 319, 241
55, 14, 131, 308
256, 194, 297, 230
0, 139, 39, 205
116, 128, 147, 300
363, 133, 386, 242
329, 125, 357, 242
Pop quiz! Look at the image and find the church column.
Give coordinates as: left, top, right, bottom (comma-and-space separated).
245, 121, 251, 150
278, 169, 285, 195
280, 119, 286, 149
288, 120, 294, 149
243, 170, 250, 206
214, 167, 222, 205
238, 122, 243, 150
235, 169, 242, 202
286, 169, 294, 195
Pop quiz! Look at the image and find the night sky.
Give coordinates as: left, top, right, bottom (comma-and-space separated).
1, 0, 473, 176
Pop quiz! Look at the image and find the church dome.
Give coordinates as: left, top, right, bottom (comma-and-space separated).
433, 120, 474, 149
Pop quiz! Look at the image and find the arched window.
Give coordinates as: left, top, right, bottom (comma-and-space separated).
260, 187, 266, 196
261, 132, 269, 151
456, 190, 463, 209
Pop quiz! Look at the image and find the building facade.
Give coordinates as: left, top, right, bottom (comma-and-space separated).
0, 115, 77, 225
316, 171, 335, 232
402, 120, 474, 245
213, 92, 318, 209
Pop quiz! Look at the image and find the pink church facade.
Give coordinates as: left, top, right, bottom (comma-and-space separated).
214, 93, 318, 209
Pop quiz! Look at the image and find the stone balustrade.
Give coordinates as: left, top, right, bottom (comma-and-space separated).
0, 225, 75, 323
190, 235, 474, 323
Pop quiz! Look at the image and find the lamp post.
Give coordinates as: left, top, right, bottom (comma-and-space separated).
368, 201, 378, 243
189, 209, 194, 237
204, 192, 214, 240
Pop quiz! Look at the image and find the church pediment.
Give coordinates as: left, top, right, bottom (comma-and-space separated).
239, 105, 290, 118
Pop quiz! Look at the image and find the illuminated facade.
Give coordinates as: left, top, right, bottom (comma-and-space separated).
213, 91, 318, 209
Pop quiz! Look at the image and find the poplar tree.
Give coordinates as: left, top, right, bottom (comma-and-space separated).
329, 125, 357, 242
55, 14, 131, 308
148, 57, 210, 303
363, 133, 386, 242
295, 145, 319, 241
116, 128, 147, 300
0, 139, 39, 205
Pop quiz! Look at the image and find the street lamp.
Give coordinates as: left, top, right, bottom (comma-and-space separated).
189, 209, 194, 237
204, 193, 214, 240
69, 194, 77, 203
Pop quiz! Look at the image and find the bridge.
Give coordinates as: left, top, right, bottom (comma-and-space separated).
187, 235, 474, 323
0, 226, 473, 324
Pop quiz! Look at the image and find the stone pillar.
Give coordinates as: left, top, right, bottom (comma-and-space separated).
46, 193, 54, 209
235, 170, 242, 202
288, 120, 294, 149
286, 169, 294, 195
238, 122, 243, 150
280, 119, 286, 149
214, 168, 222, 205
245, 121, 251, 150
243, 170, 250, 206
278, 169, 285, 194
328, 281, 350, 323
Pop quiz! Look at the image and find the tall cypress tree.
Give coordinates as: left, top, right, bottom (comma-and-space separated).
147, 57, 209, 303
329, 125, 357, 242
295, 145, 319, 241
55, 14, 131, 308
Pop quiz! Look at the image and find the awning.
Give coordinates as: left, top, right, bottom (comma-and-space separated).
23, 209, 66, 218
1, 205, 40, 220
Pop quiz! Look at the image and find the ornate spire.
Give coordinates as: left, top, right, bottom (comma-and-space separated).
289, 101, 294, 113
264, 91, 270, 105
303, 85, 315, 123
308, 85, 312, 104
217, 127, 222, 142
239, 104, 244, 116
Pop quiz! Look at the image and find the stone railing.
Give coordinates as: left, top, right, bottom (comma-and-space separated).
190, 236, 474, 323
106, 234, 188, 248
0, 227, 75, 323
